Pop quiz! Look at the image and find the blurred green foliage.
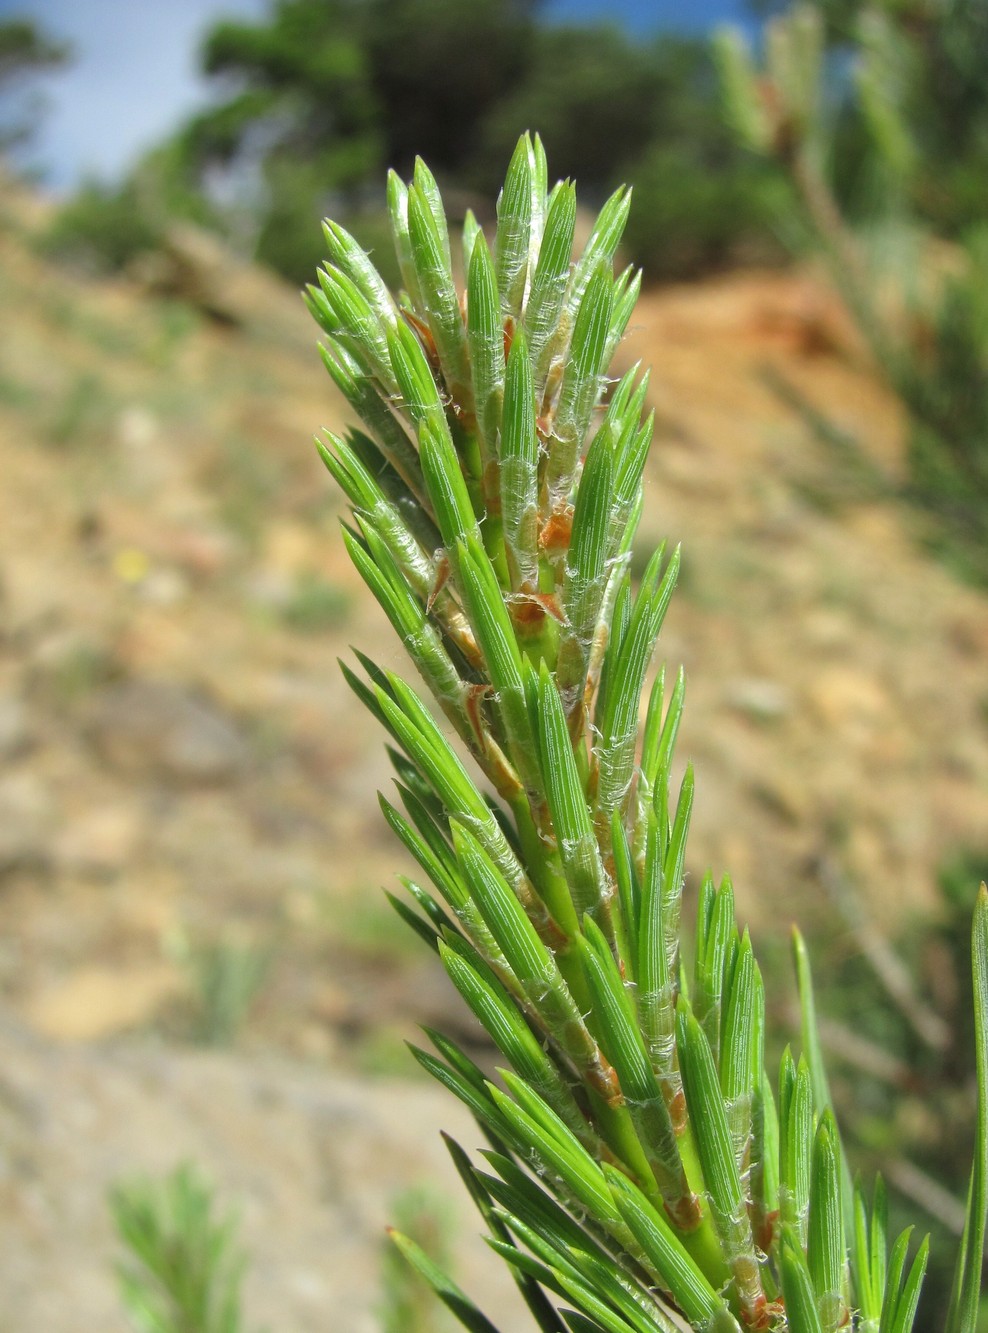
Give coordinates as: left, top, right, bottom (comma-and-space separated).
896, 224, 988, 584
168, 929, 273, 1047
41, 179, 162, 274
719, 1, 988, 585
0, 16, 70, 151
756, 0, 988, 236
45, 0, 786, 285
112, 1163, 248, 1333
807, 847, 988, 1329
0, 17, 68, 84
29, 0, 988, 296
279, 571, 350, 632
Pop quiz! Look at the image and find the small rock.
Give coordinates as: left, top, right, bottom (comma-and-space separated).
116, 406, 158, 450
88, 681, 248, 785
160, 526, 238, 579
53, 805, 141, 878
263, 521, 320, 577
23, 964, 180, 1041
803, 609, 855, 650
243, 567, 293, 612
949, 610, 988, 660
751, 776, 807, 825
725, 677, 791, 721
133, 221, 309, 339
808, 667, 889, 733
138, 568, 189, 607
0, 773, 53, 873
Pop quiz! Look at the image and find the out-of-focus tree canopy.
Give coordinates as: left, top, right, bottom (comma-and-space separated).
182, 0, 538, 192
0, 17, 67, 85
29, 0, 796, 283
30, 0, 988, 286
142, 0, 786, 284
0, 17, 70, 150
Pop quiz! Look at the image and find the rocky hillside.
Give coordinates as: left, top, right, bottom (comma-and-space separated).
0, 173, 985, 1329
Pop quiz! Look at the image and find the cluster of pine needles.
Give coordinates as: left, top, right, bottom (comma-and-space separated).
307, 133, 988, 1332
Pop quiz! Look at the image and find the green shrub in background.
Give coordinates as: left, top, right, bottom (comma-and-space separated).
622, 144, 788, 281
36, 138, 222, 276
40, 178, 163, 274
716, 3, 988, 585
308, 132, 988, 1331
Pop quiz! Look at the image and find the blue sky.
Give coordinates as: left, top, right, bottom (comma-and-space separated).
2, 0, 755, 189
545, 0, 753, 32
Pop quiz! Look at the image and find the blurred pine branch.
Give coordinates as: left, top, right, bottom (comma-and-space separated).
716, 2, 988, 586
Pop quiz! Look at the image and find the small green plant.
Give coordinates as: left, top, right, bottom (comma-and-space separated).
111, 1162, 248, 1333
308, 135, 988, 1330
45, 369, 112, 447
715, 4, 988, 585
171, 931, 272, 1046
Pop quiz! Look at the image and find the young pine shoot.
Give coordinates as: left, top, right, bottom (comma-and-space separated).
308, 133, 988, 1332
